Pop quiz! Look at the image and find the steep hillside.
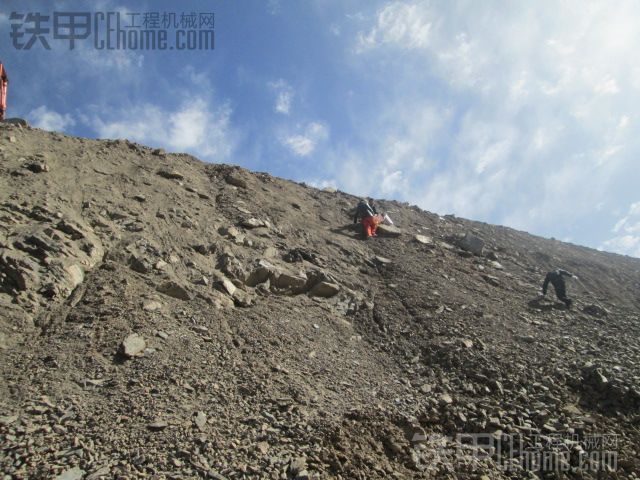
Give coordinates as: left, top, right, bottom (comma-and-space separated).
1, 121, 639, 479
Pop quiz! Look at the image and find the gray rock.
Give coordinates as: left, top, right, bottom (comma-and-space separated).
147, 420, 168, 430
483, 274, 500, 287
374, 256, 392, 264
489, 260, 504, 270
240, 218, 267, 229
129, 254, 151, 274
245, 260, 276, 287
377, 224, 402, 237
289, 457, 307, 476
143, 300, 163, 311
194, 411, 207, 431
3, 118, 28, 127
121, 333, 146, 357
26, 162, 49, 173
55, 467, 85, 480
156, 281, 192, 301
458, 233, 485, 256
214, 275, 237, 296
225, 173, 247, 188
308, 281, 340, 298
157, 169, 184, 180
274, 272, 307, 291
414, 234, 433, 245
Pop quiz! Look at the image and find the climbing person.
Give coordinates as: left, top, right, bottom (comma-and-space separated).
353, 198, 379, 239
541, 269, 578, 308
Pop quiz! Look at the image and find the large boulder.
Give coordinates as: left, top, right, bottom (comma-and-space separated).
245, 260, 277, 287
458, 232, 485, 256
274, 271, 307, 292
225, 173, 248, 188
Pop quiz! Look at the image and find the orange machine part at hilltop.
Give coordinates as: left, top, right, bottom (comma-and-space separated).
0, 62, 8, 121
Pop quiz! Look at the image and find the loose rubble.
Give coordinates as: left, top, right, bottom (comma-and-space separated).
1, 123, 639, 479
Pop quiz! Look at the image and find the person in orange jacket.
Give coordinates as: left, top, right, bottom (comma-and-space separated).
353, 198, 379, 239
0, 62, 7, 121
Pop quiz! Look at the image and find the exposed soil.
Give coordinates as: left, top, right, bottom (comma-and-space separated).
1, 122, 639, 479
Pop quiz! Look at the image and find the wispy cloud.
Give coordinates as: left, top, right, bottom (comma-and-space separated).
601, 201, 640, 256
341, 0, 640, 252
356, 2, 431, 52
29, 106, 76, 132
268, 79, 294, 115
281, 121, 328, 156
86, 96, 236, 161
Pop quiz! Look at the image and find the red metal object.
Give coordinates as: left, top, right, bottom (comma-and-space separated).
0, 62, 8, 121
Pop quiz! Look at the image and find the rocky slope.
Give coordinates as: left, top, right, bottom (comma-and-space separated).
1, 121, 639, 479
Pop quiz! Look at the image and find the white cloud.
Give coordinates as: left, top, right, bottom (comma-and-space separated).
268, 80, 294, 115
599, 202, 640, 257
29, 106, 76, 132
357, 2, 431, 52
87, 97, 236, 160
281, 121, 328, 156
343, 0, 640, 249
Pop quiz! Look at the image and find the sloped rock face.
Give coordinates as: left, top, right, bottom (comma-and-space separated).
1, 122, 640, 479
0, 202, 104, 328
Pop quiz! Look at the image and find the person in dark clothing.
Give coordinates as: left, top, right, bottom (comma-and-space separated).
542, 269, 577, 308
353, 199, 379, 238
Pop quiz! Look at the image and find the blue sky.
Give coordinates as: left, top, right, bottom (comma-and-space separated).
2, 0, 640, 257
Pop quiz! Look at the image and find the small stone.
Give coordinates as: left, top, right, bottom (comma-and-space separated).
0, 415, 18, 425
420, 384, 432, 394
121, 333, 146, 357
256, 441, 269, 455
482, 274, 500, 287
156, 281, 192, 301
439, 393, 453, 405
147, 420, 168, 430
308, 281, 340, 298
215, 276, 237, 296
194, 411, 207, 431
133, 194, 146, 202
377, 224, 402, 237
414, 234, 433, 245
157, 169, 184, 180
289, 457, 307, 476
241, 218, 266, 229
374, 256, 392, 264
26, 162, 49, 173
156, 331, 169, 340
55, 467, 85, 480
143, 300, 162, 311
460, 339, 474, 348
